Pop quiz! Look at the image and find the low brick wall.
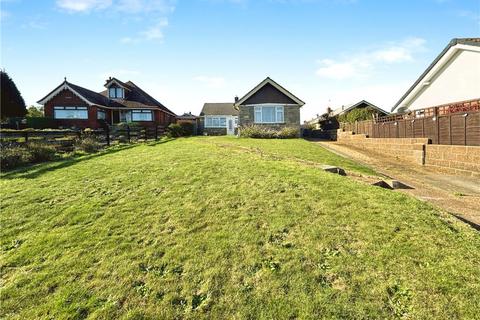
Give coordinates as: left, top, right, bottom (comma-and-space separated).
425, 145, 480, 177
337, 131, 428, 164
337, 130, 480, 177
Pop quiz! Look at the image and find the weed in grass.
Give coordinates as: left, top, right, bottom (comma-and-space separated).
386, 282, 413, 318
191, 293, 207, 310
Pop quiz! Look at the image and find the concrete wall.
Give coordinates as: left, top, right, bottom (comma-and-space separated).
408, 49, 480, 111
337, 130, 480, 177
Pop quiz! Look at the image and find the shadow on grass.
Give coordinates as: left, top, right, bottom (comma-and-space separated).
1, 139, 174, 180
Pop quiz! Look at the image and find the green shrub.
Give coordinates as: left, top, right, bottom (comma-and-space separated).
337, 107, 377, 124
0, 145, 29, 170
75, 136, 102, 153
166, 123, 183, 138
239, 125, 298, 139
0, 142, 57, 170
26, 117, 56, 129
26, 142, 57, 163
276, 127, 299, 139
178, 122, 194, 136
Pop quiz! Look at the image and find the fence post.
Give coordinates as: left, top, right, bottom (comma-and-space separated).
77, 130, 82, 140
106, 126, 110, 147
464, 113, 468, 145
24, 131, 29, 143
127, 125, 131, 143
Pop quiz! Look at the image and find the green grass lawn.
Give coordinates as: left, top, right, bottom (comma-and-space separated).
1, 137, 479, 319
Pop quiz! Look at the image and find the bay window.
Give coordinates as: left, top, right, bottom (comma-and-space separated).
254, 105, 284, 124
53, 106, 88, 119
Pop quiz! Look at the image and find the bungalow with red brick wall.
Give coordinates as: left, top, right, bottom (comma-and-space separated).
38, 77, 176, 129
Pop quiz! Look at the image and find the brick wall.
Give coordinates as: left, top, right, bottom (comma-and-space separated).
425, 145, 480, 177
337, 130, 480, 177
203, 127, 227, 135
337, 131, 428, 164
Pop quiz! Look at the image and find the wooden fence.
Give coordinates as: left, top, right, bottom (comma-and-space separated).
0, 125, 166, 150
341, 110, 480, 146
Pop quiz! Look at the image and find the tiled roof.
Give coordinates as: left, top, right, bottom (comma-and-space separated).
99, 80, 176, 115
200, 103, 238, 116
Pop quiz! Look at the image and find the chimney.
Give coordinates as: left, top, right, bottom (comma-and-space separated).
234, 96, 239, 103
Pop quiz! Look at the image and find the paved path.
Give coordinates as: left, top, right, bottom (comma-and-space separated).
312, 140, 480, 229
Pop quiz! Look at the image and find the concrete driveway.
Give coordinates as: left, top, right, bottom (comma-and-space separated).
312, 140, 480, 229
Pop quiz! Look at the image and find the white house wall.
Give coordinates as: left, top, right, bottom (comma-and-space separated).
406, 49, 480, 111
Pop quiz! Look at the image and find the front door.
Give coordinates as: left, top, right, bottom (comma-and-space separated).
227, 118, 234, 135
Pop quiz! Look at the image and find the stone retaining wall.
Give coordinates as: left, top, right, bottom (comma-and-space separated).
425, 145, 480, 177
337, 130, 480, 177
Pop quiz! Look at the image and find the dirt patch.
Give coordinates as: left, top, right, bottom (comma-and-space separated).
313, 140, 480, 228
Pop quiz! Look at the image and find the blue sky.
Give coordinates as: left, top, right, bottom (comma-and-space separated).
1, 0, 479, 120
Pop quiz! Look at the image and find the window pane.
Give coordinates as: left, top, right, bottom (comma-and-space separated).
109, 88, 116, 98
206, 117, 212, 127
212, 118, 220, 127
97, 110, 106, 120
116, 88, 123, 98
262, 106, 275, 123
254, 107, 262, 123
132, 110, 152, 121
219, 117, 226, 127
276, 106, 284, 123
54, 109, 88, 119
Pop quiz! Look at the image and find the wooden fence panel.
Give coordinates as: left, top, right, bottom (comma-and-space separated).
340, 108, 479, 145
438, 117, 451, 145
466, 112, 480, 146
413, 120, 423, 138
405, 120, 414, 138
450, 114, 466, 145
424, 117, 437, 144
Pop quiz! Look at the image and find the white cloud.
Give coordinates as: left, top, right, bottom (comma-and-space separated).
457, 10, 480, 25
56, 0, 175, 13
140, 18, 168, 40
56, 0, 175, 43
316, 59, 359, 80
194, 76, 226, 89
117, 0, 175, 14
316, 37, 426, 80
56, 0, 112, 12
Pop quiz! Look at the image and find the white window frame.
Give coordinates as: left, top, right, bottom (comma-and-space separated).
205, 116, 228, 128
53, 106, 88, 120
253, 105, 285, 124
108, 87, 124, 99
131, 109, 153, 122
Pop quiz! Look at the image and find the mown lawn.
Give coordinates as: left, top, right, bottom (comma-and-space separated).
1, 137, 479, 319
